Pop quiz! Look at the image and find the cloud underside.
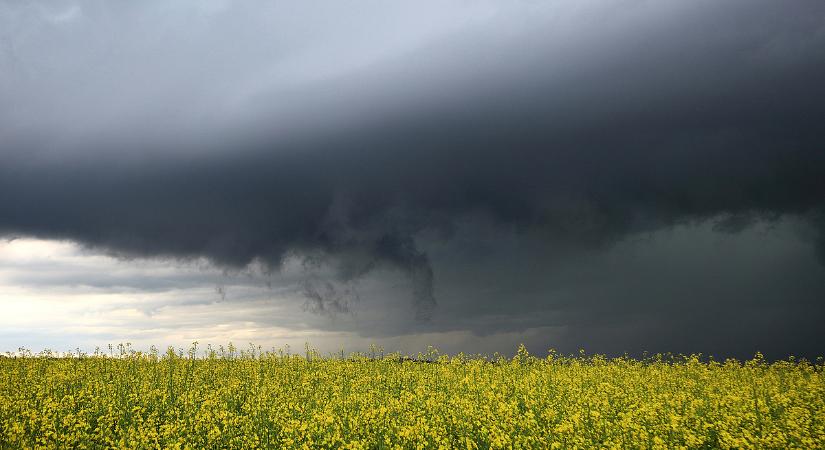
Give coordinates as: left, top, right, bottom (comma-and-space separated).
1, 1, 824, 355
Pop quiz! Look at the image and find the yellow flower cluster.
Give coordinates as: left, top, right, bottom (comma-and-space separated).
0, 344, 822, 449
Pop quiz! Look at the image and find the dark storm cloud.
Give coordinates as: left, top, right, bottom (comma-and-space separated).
1, 1, 824, 355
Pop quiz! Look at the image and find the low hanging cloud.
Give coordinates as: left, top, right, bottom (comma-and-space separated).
1, 0, 825, 343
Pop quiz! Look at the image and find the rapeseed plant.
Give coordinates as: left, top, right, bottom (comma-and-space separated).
0, 344, 822, 449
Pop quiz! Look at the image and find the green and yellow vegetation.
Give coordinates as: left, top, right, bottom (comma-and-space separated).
1, 343, 823, 449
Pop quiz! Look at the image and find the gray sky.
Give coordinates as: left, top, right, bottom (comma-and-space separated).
1, 0, 824, 359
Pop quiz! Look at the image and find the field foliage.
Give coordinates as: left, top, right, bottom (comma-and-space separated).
1, 343, 823, 449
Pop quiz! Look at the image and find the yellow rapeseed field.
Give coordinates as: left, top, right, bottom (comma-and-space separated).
1, 343, 823, 449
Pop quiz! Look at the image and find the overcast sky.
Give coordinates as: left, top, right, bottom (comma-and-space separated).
1, 0, 824, 359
